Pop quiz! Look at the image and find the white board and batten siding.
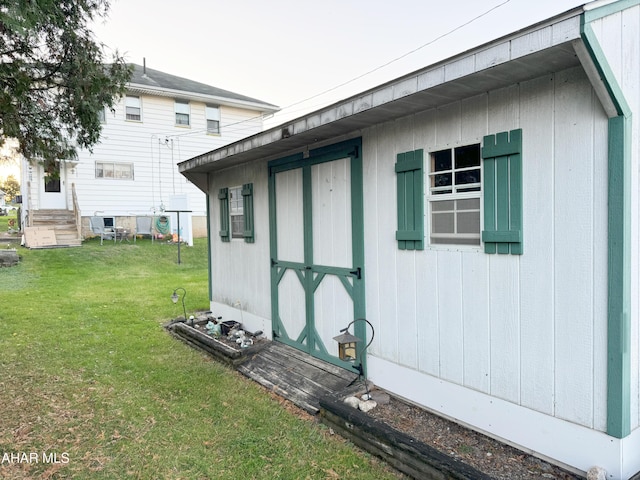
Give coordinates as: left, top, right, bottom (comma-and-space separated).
590, 3, 640, 433
73, 95, 264, 218
208, 159, 273, 337
362, 66, 610, 432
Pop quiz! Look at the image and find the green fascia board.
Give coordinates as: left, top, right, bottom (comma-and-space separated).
580, 5, 633, 439
584, 0, 640, 23
580, 11, 632, 118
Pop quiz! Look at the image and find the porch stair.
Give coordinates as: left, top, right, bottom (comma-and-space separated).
236, 341, 359, 414
30, 209, 82, 247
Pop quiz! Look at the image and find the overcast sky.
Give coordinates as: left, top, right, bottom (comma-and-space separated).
93, 0, 588, 126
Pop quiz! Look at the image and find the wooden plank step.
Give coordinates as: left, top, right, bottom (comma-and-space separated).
241, 352, 336, 400
269, 341, 359, 378
237, 341, 359, 415
260, 344, 356, 391
238, 362, 323, 414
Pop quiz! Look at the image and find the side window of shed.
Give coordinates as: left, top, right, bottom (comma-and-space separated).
218, 184, 254, 243
395, 149, 424, 250
482, 128, 523, 255
427, 144, 481, 246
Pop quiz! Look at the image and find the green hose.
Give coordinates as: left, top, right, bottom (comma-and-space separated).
155, 215, 170, 235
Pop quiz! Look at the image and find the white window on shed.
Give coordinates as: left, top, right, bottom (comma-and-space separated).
206, 105, 220, 134
125, 95, 141, 121
175, 100, 190, 126
228, 186, 243, 238
428, 144, 481, 246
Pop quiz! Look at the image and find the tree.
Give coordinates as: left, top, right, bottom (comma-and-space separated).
0, 1, 132, 163
1, 174, 19, 201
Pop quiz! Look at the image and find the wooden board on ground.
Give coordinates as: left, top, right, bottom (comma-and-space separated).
237, 341, 359, 414
24, 227, 57, 248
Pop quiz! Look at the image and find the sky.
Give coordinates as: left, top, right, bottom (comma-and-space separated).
92, 0, 589, 127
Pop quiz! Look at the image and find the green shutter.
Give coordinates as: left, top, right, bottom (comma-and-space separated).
395, 149, 424, 250
481, 129, 523, 255
242, 183, 254, 243
218, 187, 230, 242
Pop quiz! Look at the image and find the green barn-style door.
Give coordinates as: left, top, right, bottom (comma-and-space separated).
268, 138, 366, 370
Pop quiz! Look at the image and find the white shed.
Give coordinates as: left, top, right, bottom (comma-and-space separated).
180, 1, 640, 477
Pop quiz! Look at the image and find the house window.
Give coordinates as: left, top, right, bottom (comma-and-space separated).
206, 105, 220, 134
218, 183, 254, 243
98, 108, 106, 124
428, 144, 481, 246
175, 100, 190, 126
96, 162, 134, 180
125, 95, 141, 121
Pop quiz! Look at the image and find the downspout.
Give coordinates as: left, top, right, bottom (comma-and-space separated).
579, 2, 634, 439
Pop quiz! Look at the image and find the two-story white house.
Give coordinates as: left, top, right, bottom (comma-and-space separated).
21, 63, 278, 246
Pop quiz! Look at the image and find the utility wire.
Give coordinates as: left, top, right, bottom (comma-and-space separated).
163, 0, 511, 140
282, 0, 512, 111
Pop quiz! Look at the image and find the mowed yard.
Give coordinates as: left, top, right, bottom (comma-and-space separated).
0, 238, 401, 479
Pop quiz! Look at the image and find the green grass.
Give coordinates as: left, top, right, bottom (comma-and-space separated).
0, 208, 18, 232
0, 239, 400, 479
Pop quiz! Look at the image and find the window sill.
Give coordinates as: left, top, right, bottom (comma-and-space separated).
426, 244, 483, 253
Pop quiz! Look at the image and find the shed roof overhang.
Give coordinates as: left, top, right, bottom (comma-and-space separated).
180, 7, 587, 192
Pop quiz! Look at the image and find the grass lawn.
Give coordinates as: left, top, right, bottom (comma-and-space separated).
0, 239, 401, 479
0, 208, 18, 232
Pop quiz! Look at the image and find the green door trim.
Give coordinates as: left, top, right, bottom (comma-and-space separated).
268, 137, 366, 372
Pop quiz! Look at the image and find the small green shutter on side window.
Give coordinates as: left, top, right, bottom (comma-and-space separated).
218, 187, 230, 242
242, 183, 254, 243
395, 149, 424, 250
481, 129, 523, 255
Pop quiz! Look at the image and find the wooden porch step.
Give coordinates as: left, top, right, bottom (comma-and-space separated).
237, 341, 359, 414
28, 209, 81, 248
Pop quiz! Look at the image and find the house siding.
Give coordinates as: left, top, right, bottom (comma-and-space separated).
208, 159, 273, 334
71, 94, 265, 233
361, 65, 609, 431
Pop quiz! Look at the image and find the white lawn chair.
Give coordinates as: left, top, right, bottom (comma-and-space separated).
89, 216, 115, 245
134, 216, 154, 243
